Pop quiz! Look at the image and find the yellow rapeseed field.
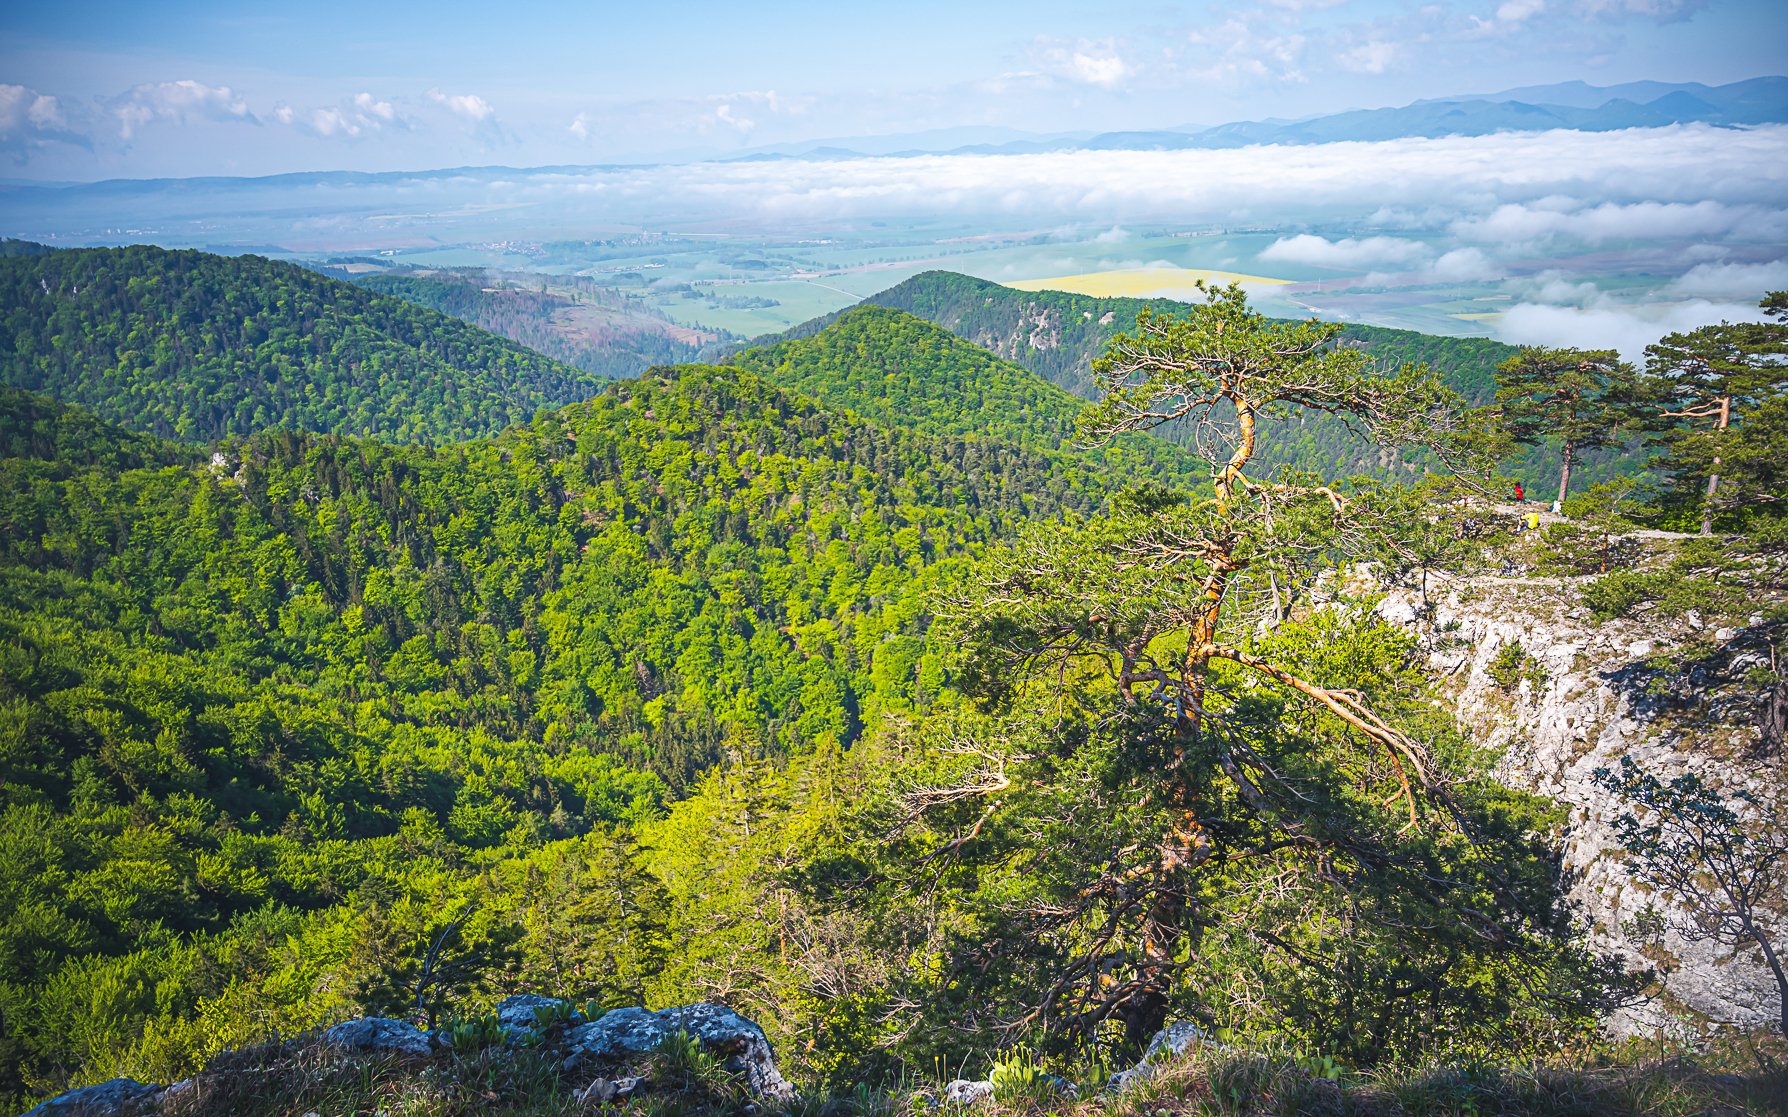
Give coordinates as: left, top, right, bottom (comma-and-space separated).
1006, 266, 1292, 297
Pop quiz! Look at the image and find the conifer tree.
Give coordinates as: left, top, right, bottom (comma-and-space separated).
1494, 347, 1636, 508
1643, 298, 1788, 534
921, 284, 1616, 1052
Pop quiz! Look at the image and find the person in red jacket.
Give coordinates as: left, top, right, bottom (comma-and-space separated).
1513, 481, 1525, 502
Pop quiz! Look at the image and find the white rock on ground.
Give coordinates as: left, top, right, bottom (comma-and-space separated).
1107, 1021, 1213, 1092
943, 1079, 996, 1104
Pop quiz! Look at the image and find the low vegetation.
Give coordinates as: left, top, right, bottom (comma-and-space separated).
145, 1032, 1785, 1117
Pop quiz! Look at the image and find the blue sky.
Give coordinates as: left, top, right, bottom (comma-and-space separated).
1, 0, 1782, 180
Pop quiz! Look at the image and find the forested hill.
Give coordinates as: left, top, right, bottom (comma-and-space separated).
0, 360, 1163, 1100
0, 387, 198, 473
841, 270, 1523, 405
728, 304, 1204, 488
777, 271, 1598, 488
0, 245, 605, 443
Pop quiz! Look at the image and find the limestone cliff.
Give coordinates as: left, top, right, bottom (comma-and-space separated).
1375, 568, 1784, 1034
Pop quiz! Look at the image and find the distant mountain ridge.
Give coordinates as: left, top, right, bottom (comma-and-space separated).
0, 77, 1777, 211
725, 76, 1786, 160
958, 76, 1788, 155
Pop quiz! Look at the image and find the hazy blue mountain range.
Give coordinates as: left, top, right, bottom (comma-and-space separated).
737, 76, 1786, 159
963, 76, 1788, 155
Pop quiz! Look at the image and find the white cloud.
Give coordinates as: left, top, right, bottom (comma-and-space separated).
1577, 0, 1705, 18
1430, 247, 1501, 282
442, 124, 1785, 237
1505, 270, 1603, 305
1496, 298, 1767, 362
353, 93, 395, 121
0, 84, 83, 153
1496, 0, 1547, 22
564, 90, 812, 146
427, 89, 495, 122
714, 103, 755, 135
269, 92, 406, 140
1665, 260, 1788, 301
1177, 19, 1306, 83
1451, 199, 1788, 245
1338, 40, 1399, 74
1261, 233, 1431, 268
112, 80, 252, 140
1032, 37, 1133, 89
309, 108, 358, 137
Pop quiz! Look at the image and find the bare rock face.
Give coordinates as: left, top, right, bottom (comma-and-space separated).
1376, 576, 1784, 1034
23, 1078, 162, 1116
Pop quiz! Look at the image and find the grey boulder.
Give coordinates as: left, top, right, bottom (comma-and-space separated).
566, 1002, 794, 1100
25, 1077, 162, 1116
321, 1016, 433, 1058
495, 993, 569, 1040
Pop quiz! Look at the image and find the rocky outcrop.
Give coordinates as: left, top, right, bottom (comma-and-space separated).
24, 999, 794, 1114
494, 993, 566, 1040
1376, 574, 1784, 1034
23, 1078, 162, 1116
564, 1002, 794, 1100
1107, 1021, 1211, 1092
321, 1015, 433, 1058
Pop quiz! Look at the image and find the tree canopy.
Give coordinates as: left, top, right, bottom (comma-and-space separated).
0, 246, 605, 443
1494, 347, 1636, 507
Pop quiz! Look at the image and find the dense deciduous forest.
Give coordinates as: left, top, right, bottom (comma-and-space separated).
728, 305, 1205, 488
0, 247, 605, 443
838, 270, 1625, 489
0, 338, 1197, 1100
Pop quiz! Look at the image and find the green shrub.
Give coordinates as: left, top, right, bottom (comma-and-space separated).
443, 1012, 505, 1057
987, 1047, 1054, 1104
1581, 570, 1734, 622
1489, 641, 1549, 693
532, 999, 578, 1031
652, 1029, 737, 1101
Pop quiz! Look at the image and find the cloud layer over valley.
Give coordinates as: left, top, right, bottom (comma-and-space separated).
5, 122, 1783, 355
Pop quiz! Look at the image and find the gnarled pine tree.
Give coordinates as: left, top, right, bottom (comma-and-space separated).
918, 284, 1617, 1056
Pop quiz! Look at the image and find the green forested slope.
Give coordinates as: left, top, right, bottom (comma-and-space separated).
783, 271, 1617, 488
0, 361, 1151, 1100
0, 246, 604, 443
846, 270, 1520, 403
729, 304, 1204, 488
